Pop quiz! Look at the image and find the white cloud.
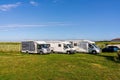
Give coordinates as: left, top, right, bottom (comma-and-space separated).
0, 2, 21, 11
30, 1, 38, 6
0, 24, 46, 28
0, 23, 72, 32
0, 23, 68, 28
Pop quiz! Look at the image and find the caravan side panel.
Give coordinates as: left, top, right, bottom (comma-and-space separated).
21, 41, 36, 53
79, 42, 88, 53
21, 42, 30, 53
48, 42, 66, 53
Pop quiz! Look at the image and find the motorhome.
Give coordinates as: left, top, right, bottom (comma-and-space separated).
68, 40, 101, 54
46, 41, 76, 54
21, 41, 51, 54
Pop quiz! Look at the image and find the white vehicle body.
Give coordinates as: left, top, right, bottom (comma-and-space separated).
21, 41, 51, 54
46, 41, 76, 54
68, 40, 101, 54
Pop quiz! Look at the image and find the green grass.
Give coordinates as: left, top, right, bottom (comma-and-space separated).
0, 52, 119, 80
0, 42, 120, 80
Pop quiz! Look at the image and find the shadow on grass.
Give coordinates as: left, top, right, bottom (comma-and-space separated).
22, 53, 50, 55
28, 52, 75, 55
91, 53, 120, 63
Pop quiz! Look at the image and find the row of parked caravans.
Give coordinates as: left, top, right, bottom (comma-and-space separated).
21, 40, 101, 54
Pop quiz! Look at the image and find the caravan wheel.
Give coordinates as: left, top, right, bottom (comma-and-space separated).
39, 51, 43, 54
51, 50, 55, 53
92, 50, 97, 54
26, 51, 29, 54
67, 51, 70, 54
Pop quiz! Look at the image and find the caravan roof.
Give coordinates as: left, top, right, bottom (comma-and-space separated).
46, 41, 70, 44
67, 40, 95, 44
35, 41, 46, 44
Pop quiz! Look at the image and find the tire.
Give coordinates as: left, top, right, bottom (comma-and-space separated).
73, 50, 76, 54
92, 50, 97, 54
67, 51, 70, 54
51, 50, 54, 53
39, 51, 43, 54
26, 51, 29, 54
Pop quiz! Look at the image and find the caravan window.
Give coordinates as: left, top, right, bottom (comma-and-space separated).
58, 44, 61, 47
74, 43, 77, 46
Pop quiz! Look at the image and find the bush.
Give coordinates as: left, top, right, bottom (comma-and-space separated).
117, 50, 120, 60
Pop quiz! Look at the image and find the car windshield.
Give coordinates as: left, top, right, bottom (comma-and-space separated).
38, 44, 49, 49
92, 44, 99, 48
43, 44, 49, 48
64, 44, 73, 49
67, 44, 73, 48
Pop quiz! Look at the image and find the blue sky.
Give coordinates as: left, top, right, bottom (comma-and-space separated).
0, 0, 120, 41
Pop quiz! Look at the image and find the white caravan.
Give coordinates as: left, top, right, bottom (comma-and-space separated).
68, 40, 101, 54
21, 41, 51, 54
46, 41, 76, 54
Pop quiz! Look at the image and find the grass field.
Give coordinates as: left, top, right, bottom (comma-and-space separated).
0, 42, 20, 53
0, 42, 120, 80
